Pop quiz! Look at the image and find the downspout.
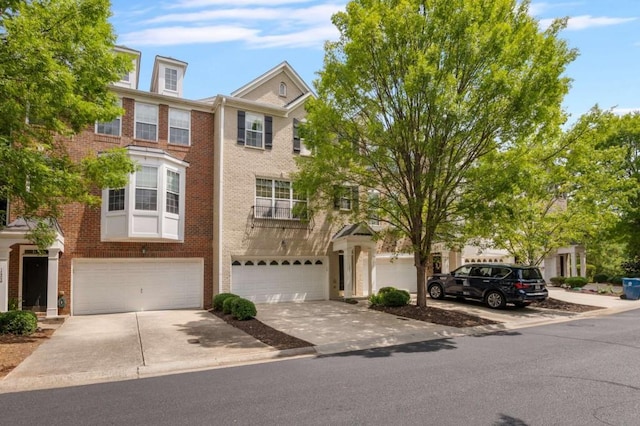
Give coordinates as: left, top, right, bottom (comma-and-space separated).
217, 97, 225, 294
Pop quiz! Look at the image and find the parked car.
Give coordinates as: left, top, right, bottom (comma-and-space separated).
427, 263, 548, 309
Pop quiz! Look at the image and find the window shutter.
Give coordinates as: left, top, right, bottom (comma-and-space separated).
352, 186, 359, 211
333, 186, 340, 210
237, 110, 245, 145
293, 118, 301, 153
265, 116, 273, 149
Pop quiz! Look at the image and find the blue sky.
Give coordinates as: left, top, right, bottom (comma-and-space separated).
110, 0, 640, 120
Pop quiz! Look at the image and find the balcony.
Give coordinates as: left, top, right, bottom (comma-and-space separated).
250, 205, 313, 230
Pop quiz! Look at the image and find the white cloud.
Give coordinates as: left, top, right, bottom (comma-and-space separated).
249, 25, 339, 48
119, 25, 259, 46
564, 15, 636, 30
144, 4, 342, 25
612, 107, 640, 116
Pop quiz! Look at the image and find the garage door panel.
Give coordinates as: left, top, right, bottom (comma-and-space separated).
377, 258, 417, 293
73, 259, 203, 315
232, 260, 327, 303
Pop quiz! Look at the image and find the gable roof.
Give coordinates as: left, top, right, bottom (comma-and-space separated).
230, 61, 313, 98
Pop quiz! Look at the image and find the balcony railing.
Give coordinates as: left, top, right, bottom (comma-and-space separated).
250, 205, 313, 230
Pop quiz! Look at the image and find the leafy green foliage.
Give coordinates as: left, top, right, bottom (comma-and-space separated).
565, 277, 588, 288
621, 257, 640, 278
0, 0, 136, 246
549, 277, 566, 286
295, 0, 576, 306
213, 293, 238, 312
0, 310, 38, 335
231, 298, 257, 321
462, 109, 631, 266
222, 296, 240, 315
593, 273, 609, 284
370, 288, 410, 307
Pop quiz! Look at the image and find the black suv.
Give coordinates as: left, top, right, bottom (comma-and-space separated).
427, 263, 548, 309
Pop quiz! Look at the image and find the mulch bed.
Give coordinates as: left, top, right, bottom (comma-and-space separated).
0, 328, 55, 378
529, 297, 602, 312
370, 304, 499, 327
210, 310, 313, 350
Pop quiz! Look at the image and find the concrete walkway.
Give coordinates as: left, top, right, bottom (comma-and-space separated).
1, 288, 639, 393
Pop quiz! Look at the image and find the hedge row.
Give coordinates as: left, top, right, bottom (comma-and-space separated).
212, 293, 257, 321
0, 310, 38, 335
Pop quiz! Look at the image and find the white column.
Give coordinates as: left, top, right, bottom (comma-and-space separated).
368, 247, 376, 295
0, 248, 11, 313
580, 251, 587, 277
344, 247, 353, 299
570, 248, 578, 277
46, 248, 61, 318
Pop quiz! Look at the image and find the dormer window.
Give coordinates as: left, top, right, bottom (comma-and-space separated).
165, 68, 178, 92
279, 82, 287, 97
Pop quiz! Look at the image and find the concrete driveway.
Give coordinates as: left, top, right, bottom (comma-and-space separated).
0, 310, 283, 393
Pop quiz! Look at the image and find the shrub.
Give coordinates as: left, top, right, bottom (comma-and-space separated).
565, 277, 588, 288
213, 293, 238, 311
0, 310, 38, 335
222, 296, 240, 314
549, 276, 566, 286
368, 293, 382, 306
380, 288, 411, 307
231, 298, 257, 321
610, 276, 623, 285
593, 273, 609, 284
377, 286, 396, 294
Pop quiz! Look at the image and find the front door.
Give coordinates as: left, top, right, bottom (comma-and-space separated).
22, 256, 48, 311
339, 254, 345, 291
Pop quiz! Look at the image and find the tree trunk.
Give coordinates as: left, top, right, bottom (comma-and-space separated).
415, 253, 427, 308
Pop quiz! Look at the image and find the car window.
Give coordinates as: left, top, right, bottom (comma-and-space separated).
491, 267, 512, 279
470, 266, 492, 277
520, 268, 543, 280
453, 266, 471, 277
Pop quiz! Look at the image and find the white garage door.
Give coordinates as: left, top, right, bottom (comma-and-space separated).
376, 257, 417, 293
232, 258, 328, 303
73, 259, 203, 315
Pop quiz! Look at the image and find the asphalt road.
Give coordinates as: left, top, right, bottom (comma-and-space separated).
2, 309, 640, 426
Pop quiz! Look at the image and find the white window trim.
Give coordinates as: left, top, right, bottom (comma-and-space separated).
255, 178, 307, 220
164, 67, 178, 93
101, 147, 188, 242
279, 82, 287, 97
168, 108, 191, 146
245, 112, 264, 150
134, 102, 159, 142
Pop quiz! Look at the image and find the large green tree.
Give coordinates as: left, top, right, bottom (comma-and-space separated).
295, 0, 576, 307
462, 110, 631, 267
0, 0, 136, 244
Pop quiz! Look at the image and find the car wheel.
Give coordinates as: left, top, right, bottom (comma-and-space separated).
428, 283, 445, 300
514, 302, 530, 309
485, 291, 506, 309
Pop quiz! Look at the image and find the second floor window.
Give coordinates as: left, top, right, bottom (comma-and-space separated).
255, 178, 307, 220
108, 188, 125, 212
166, 170, 180, 214
135, 166, 158, 211
135, 103, 158, 141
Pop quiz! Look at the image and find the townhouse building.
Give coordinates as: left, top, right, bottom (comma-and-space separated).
0, 47, 585, 317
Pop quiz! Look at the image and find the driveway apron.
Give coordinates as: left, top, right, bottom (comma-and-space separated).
0, 310, 273, 393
